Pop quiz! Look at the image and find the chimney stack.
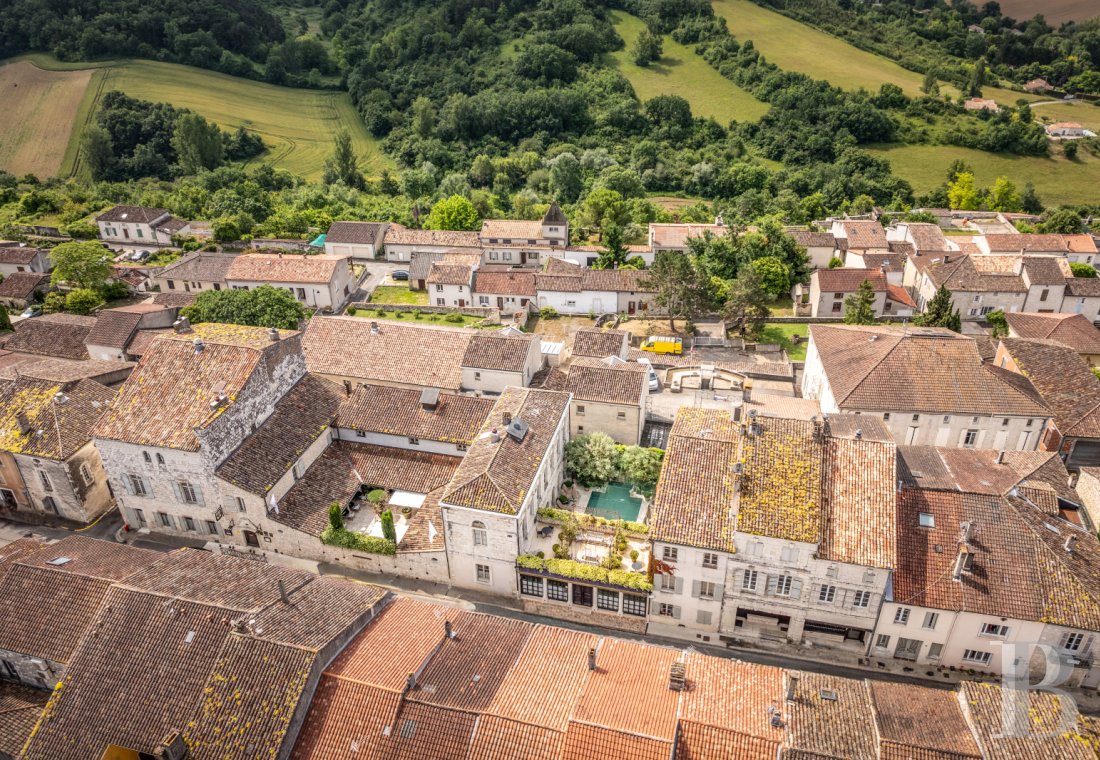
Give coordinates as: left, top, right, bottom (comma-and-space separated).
278, 579, 290, 605
995, 450, 1005, 465
445, 620, 455, 639
668, 661, 687, 691
587, 647, 597, 671
14, 411, 31, 435
786, 675, 799, 703
193, 337, 205, 354
952, 545, 970, 581
502, 411, 512, 426
268, 327, 279, 342
742, 378, 753, 405
1065, 535, 1077, 553
173, 316, 191, 333
370, 321, 380, 335
855, 429, 862, 440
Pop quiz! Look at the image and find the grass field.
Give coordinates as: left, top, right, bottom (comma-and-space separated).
1029, 100, 1100, 133
0, 60, 92, 177
609, 12, 769, 125
997, 0, 1097, 25
367, 286, 428, 305
760, 323, 808, 360
711, 0, 1034, 105
1, 54, 389, 181
871, 143, 1100, 207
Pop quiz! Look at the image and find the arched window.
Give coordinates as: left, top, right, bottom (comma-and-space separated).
472, 520, 487, 547
143, 452, 151, 464
156, 453, 165, 468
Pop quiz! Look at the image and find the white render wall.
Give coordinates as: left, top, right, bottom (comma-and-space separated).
429, 282, 473, 308
335, 428, 468, 457
647, 542, 731, 644
537, 290, 616, 315
14, 443, 112, 524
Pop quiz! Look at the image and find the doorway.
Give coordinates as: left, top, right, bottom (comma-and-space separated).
244, 530, 260, 548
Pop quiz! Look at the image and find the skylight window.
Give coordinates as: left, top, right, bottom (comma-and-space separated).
918, 513, 935, 528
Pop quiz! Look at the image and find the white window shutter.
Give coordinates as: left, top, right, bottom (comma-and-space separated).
766, 575, 778, 595
1059, 632, 1070, 649
649, 600, 658, 616
170, 481, 183, 502
674, 576, 684, 594
193, 484, 205, 506
691, 580, 701, 598
790, 578, 803, 599
714, 584, 724, 599
122, 476, 134, 495
672, 605, 681, 620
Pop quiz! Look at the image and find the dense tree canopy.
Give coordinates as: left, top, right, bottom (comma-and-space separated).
182, 285, 309, 329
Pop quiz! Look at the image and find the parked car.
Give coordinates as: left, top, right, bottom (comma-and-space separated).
20, 305, 41, 319
129, 249, 151, 262
640, 336, 682, 355
638, 358, 661, 391
391, 270, 409, 281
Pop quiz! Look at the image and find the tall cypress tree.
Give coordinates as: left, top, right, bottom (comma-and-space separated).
915, 285, 961, 332
843, 279, 877, 325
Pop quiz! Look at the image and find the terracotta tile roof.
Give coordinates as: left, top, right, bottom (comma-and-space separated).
903, 223, 950, 252
1022, 255, 1071, 285
183, 635, 317, 760
535, 272, 583, 292
410, 611, 531, 710
272, 442, 461, 535
815, 268, 887, 292
915, 254, 1026, 293
481, 219, 544, 239
983, 233, 1073, 253
125, 328, 170, 357
0, 537, 47, 583
408, 250, 481, 282
0, 681, 48, 758
566, 358, 647, 405
745, 395, 824, 422
384, 224, 481, 249
22, 587, 236, 760
120, 548, 313, 612
0, 246, 45, 265
581, 268, 653, 292
468, 715, 564, 760
572, 328, 629, 358
95, 205, 169, 223
226, 253, 347, 284
326, 597, 450, 690
886, 283, 916, 307
809, 325, 1050, 416
0, 271, 48, 298
93, 325, 296, 451
818, 438, 897, 568
396, 487, 448, 553
887, 241, 916, 258
426, 262, 473, 286
1065, 234, 1098, 254
738, 417, 824, 543
151, 291, 197, 308
325, 221, 388, 245
898, 447, 1076, 503
336, 383, 493, 444
290, 678, 400, 759
650, 408, 741, 552
157, 252, 236, 283
545, 257, 581, 275
572, 638, 680, 740
840, 220, 888, 250
85, 309, 142, 349
462, 331, 537, 371
0, 376, 114, 460
788, 230, 836, 248
563, 722, 671, 760
1006, 312, 1100, 355
1000, 337, 1100, 438
441, 388, 570, 515
303, 316, 472, 391
1, 314, 96, 359
650, 223, 726, 249
18, 535, 159, 581
960, 682, 1094, 760
679, 654, 784, 754
868, 681, 980, 758
216, 374, 343, 495
0, 563, 111, 664
784, 673, 877, 760
388, 701, 478, 759
862, 252, 906, 271
483, 625, 595, 731
474, 269, 537, 296
0, 356, 132, 383
1066, 276, 1100, 297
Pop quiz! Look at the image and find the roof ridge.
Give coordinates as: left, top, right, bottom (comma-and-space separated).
826, 328, 904, 407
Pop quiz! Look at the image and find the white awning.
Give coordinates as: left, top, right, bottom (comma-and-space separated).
388, 490, 426, 509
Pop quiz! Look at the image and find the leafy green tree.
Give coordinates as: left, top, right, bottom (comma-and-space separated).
828, 256, 844, 268
172, 112, 224, 175
547, 152, 583, 202
843, 279, 877, 325
328, 502, 343, 531
914, 285, 961, 332
0, 306, 11, 332
469, 154, 494, 187
618, 446, 663, 496
380, 510, 397, 543
182, 285, 309, 329
921, 69, 940, 96
632, 30, 662, 67
565, 432, 619, 487
722, 267, 773, 339
1067, 71, 1100, 95
64, 288, 105, 316
947, 172, 981, 211
1070, 263, 1098, 278
410, 96, 436, 139
81, 125, 115, 181
1064, 141, 1079, 160
425, 195, 480, 230
578, 188, 629, 232
322, 130, 365, 189
641, 252, 718, 331
967, 57, 987, 97
986, 309, 1008, 338
593, 225, 627, 270
988, 176, 1022, 212
1040, 208, 1084, 234
749, 256, 791, 298
50, 242, 112, 290
42, 292, 66, 315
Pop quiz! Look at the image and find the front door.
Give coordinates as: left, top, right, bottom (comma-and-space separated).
497, 297, 504, 310
628, 301, 636, 315
894, 637, 921, 661
244, 530, 260, 548
458, 299, 465, 307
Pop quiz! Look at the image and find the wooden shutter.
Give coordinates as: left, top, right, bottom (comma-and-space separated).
691, 580, 701, 598
674, 576, 685, 594
672, 605, 682, 620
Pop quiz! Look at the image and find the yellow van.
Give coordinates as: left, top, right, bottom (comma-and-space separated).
640, 336, 683, 355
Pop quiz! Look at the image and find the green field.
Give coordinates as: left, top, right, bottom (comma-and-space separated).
609, 12, 769, 125
367, 286, 428, 305
712, 0, 1034, 105
6, 54, 388, 181
1029, 100, 1100, 133
871, 143, 1100, 207
760, 323, 808, 360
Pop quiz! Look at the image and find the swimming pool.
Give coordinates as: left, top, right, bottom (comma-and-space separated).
587, 483, 643, 522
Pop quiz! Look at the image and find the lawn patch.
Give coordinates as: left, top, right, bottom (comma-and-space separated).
368, 286, 428, 305
760, 323, 809, 361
